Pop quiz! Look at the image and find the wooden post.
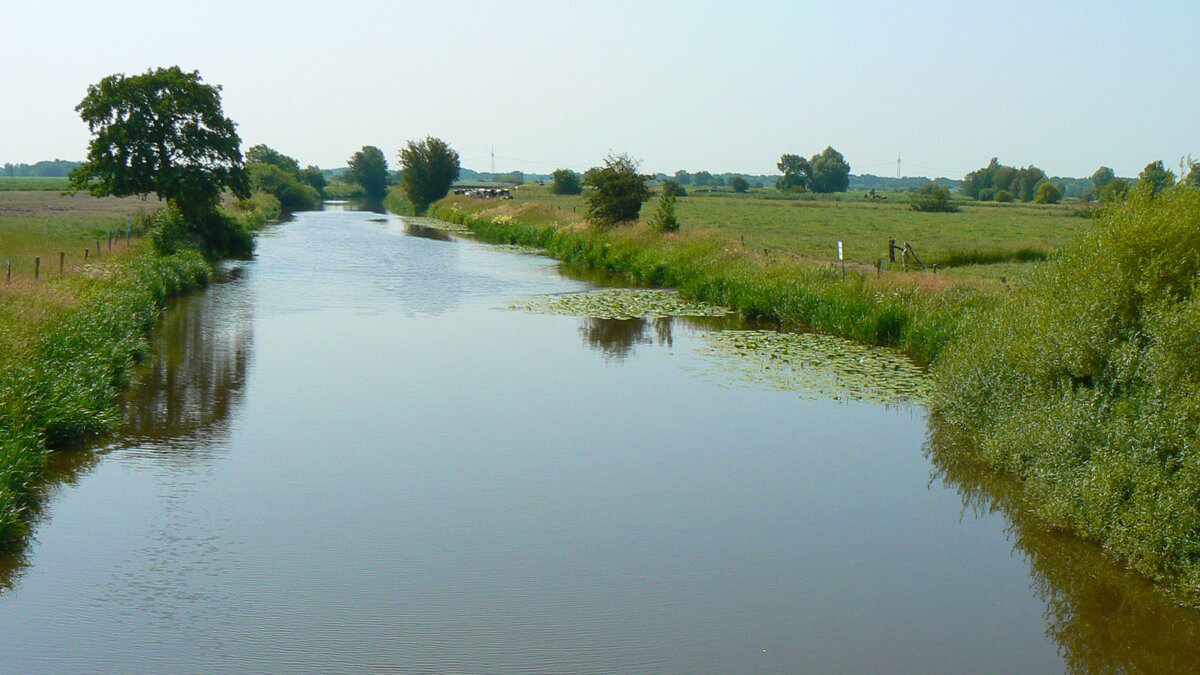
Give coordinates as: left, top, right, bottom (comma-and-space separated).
888, 237, 896, 262
876, 258, 882, 277
741, 235, 746, 248
59, 252, 65, 274
85, 248, 89, 261
96, 240, 101, 258
35, 256, 40, 279
6, 260, 10, 283
108, 232, 113, 250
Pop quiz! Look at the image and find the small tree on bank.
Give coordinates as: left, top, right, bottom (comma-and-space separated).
69, 66, 251, 255
583, 153, 650, 225
399, 136, 460, 213
730, 175, 750, 193
652, 188, 679, 232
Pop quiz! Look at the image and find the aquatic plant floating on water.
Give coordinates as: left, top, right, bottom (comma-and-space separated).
696, 330, 931, 406
509, 289, 732, 320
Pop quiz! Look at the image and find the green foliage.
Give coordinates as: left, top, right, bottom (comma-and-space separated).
1138, 160, 1176, 196
550, 168, 583, 195
1100, 178, 1131, 203
301, 166, 326, 195
68, 66, 250, 254
964, 158, 1047, 202
673, 169, 692, 185
583, 153, 651, 225
810, 146, 850, 193
933, 186, 1200, 601
1034, 180, 1063, 204
661, 180, 687, 198
994, 189, 1014, 203
1092, 166, 1116, 191
909, 182, 957, 212
730, 175, 750, 193
1186, 161, 1200, 188
776, 153, 811, 192
651, 189, 679, 232
245, 144, 300, 176
348, 145, 389, 200
399, 136, 460, 213
246, 162, 320, 210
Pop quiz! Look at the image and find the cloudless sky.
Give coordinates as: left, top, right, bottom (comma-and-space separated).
3, 0, 1198, 178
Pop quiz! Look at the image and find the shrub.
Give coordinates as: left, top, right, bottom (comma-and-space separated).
550, 168, 583, 195
994, 189, 1014, 203
661, 180, 687, 198
909, 183, 957, 212
584, 153, 651, 225
730, 176, 750, 193
651, 189, 679, 232
1035, 180, 1063, 204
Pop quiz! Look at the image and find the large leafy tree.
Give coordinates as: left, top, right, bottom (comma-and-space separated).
810, 146, 850, 193
550, 168, 582, 195
1138, 160, 1176, 196
776, 153, 811, 192
399, 136, 460, 213
348, 145, 389, 200
583, 153, 651, 225
69, 66, 250, 252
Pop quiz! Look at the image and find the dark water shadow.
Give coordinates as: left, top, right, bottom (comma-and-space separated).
925, 417, 1200, 673
0, 263, 254, 591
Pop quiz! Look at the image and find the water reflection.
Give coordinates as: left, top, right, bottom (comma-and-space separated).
579, 317, 673, 361
925, 417, 1200, 673
0, 265, 253, 591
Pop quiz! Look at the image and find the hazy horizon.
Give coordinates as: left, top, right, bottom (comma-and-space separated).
4, 1, 1198, 180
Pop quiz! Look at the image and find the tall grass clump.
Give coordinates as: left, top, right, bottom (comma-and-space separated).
933, 184, 1200, 603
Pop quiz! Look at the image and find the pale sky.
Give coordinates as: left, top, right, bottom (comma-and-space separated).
3, 0, 1198, 179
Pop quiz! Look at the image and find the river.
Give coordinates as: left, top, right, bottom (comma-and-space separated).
2, 204, 1200, 673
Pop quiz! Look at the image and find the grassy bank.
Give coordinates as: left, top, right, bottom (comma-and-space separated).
429, 196, 996, 365
932, 185, 1200, 605
0, 191, 269, 548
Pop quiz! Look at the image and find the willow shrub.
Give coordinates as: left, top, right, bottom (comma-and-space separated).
932, 185, 1200, 602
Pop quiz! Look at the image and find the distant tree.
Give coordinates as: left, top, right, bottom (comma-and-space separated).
245, 144, 301, 177
693, 170, 715, 187
247, 162, 320, 210
399, 136, 461, 213
651, 188, 679, 232
979, 187, 998, 202
730, 175, 750, 193
1014, 166, 1047, 202
963, 158, 1001, 199
301, 166, 326, 195
68, 66, 251, 255
673, 169, 692, 185
495, 170, 524, 185
1138, 160, 1175, 196
776, 153, 811, 192
661, 179, 687, 198
1091, 166, 1115, 191
348, 145, 389, 200
1099, 178, 1130, 202
1034, 180, 1063, 204
550, 168, 583, 195
909, 182, 957, 212
583, 153, 650, 225
810, 146, 850, 193
993, 165, 1017, 194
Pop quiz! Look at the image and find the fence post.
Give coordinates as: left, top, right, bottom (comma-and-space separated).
6, 260, 10, 283
888, 237, 896, 262
85, 248, 89, 262
35, 256, 40, 279
96, 240, 101, 258
60, 252, 65, 274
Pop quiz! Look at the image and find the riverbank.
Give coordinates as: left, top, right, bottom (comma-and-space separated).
425, 187, 1200, 606
428, 195, 998, 365
0, 193, 275, 548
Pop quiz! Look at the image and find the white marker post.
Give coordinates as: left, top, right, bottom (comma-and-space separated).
838, 240, 845, 279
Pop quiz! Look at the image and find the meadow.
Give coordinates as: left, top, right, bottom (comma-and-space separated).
502, 184, 1081, 285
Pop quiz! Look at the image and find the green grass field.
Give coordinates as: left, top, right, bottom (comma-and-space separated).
502, 184, 1083, 284
0, 177, 71, 191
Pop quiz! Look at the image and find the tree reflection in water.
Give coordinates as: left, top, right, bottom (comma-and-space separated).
579, 316, 674, 361
0, 265, 253, 591
925, 417, 1200, 673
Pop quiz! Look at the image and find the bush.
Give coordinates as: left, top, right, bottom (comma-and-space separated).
661, 180, 687, 198
583, 153, 651, 225
1035, 180, 1063, 204
994, 189, 1014, 203
932, 185, 1200, 600
979, 188, 997, 202
909, 183, 957, 212
730, 176, 750, 193
550, 168, 582, 195
651, 189, 679, 232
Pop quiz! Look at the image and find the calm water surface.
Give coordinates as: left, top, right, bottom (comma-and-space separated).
3, 205, 1200, 673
